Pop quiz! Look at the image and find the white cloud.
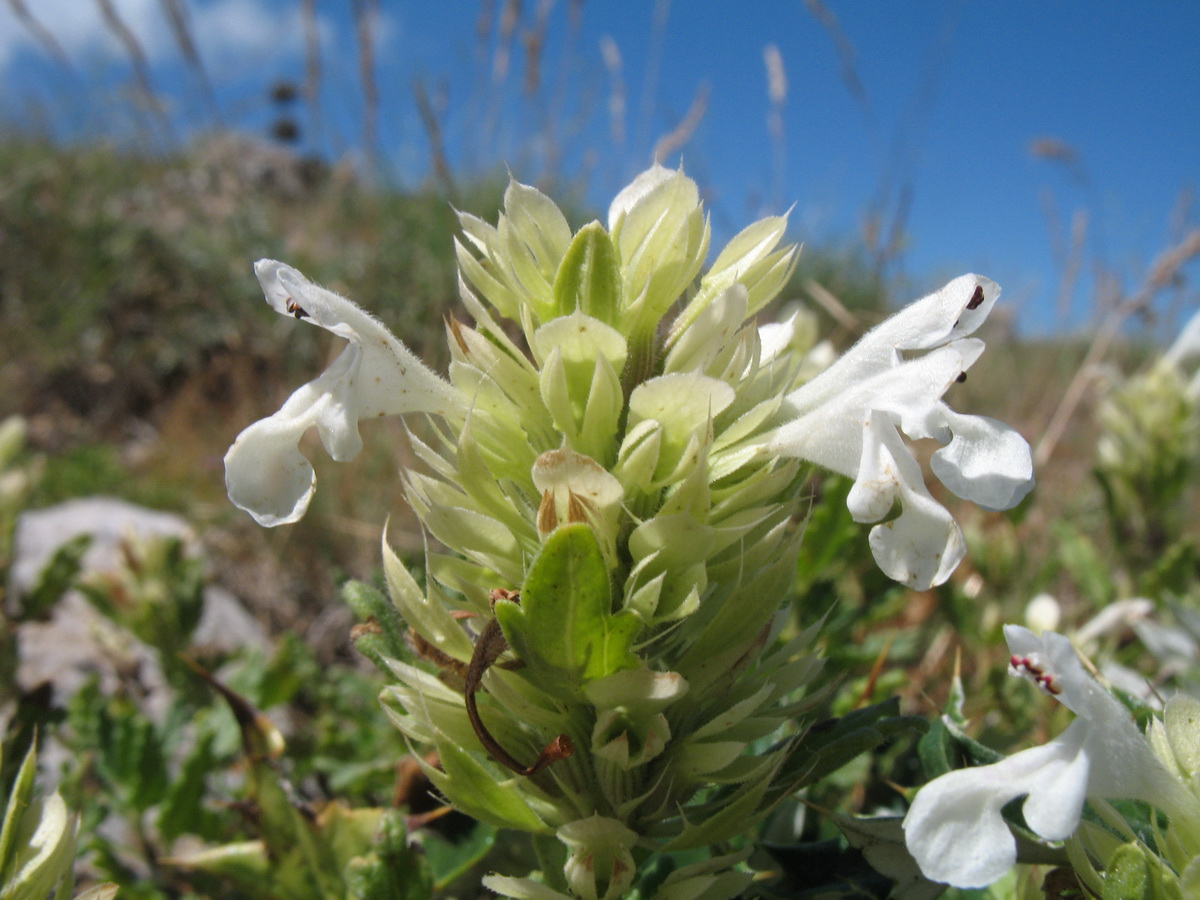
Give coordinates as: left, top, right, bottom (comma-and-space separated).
0, 0, 346, 75
190, 0, 314, 66
0, 0, 169, 68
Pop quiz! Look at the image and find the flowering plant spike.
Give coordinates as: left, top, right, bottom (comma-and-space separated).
226, 164, 1033, 892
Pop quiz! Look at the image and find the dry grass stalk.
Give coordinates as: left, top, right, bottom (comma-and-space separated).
6, 0, 73, 72
522, 0, 553, 95
479, 0, 521, 161
494, 0, 521, 82
301, 0, 324, 147
157, 0, 220, 122
1058, 210, 1088, 326
1030, 136, 1086, 184
476, 0, 494, 44
600, 35, 626, 147
93, 0, 174, 144
1035, 228, 1200, 467
413, 77, 456, 197
635, 0, 671, 160
804, 279, 860, 333
349, 0, 380, 165
802, 0, 870, 120
764, 42, 787, 212
652, 81, 709, 164
541, 0, 584, 178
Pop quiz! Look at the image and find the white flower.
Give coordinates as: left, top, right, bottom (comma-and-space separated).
902, 626, 1182, 888
1023, 592, 1062, 633
761, 275, 1034, 589
224, 261, 461, 526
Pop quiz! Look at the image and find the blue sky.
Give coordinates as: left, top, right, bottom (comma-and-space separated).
3, 0, 1198, 336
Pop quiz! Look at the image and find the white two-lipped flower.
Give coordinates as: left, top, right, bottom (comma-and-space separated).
224, 260, 462, 526
759, 276, 1034, 589
902, 625, 1184, 888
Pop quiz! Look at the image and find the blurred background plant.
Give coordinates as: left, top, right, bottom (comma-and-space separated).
1, 0, 1199, 896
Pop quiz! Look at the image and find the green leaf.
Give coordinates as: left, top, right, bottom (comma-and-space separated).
164, 841, 271, 892
504, 179, 573, 280
553, 222, 622, 325
96, 702, 169, 813
157, 729, 222, 843
382, 530, 473, 664
659, 747, 787, 850
829, 814, 945, 900
495, 524, 639, 700
0, 740, 38, 880
423, 820, 496, 890
918, 712, 1004, 781
424, 738, 550, 834
343, 578, 411, 667
779, 700, 927, 791
1165, 693, 1200, 776
23, 533, 90, 620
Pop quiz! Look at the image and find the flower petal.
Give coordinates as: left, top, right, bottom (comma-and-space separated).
1003, 626, 1184, 812
858, 420, 966, 589
1004, 626, 1118, 719
931, 411, 1035, 510
225, 345, 358, 526
867, 274, 1000, 354
767, 344, 978, 588
224, 261, 460, 526
759, 276, 1027, 587
1017, 720, 1092, 840
787, 276, 999, 417
903, 732, 1089, 888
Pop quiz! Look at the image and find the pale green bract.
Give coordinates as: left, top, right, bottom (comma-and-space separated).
225, 164, 1033, 894
0, 738, 118, 900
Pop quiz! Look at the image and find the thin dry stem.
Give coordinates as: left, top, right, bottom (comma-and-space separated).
804, 279, 860, 332
764, 43, 787, 212
301, 0, 324, 147
600, 35, 626, 146
652, 81, 710, 163
634, 0, 671, 159
522, 0, 553, 95
94, 0, 174, 144
6, 0, 73, 72
803, 0, 870, 119
349, 0, 380, 166
413, 77, 457, 197
158, 0, 220, 122
1035, 228, 1200, 467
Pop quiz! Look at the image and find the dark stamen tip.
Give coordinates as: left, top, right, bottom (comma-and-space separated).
966, 284, 985, 310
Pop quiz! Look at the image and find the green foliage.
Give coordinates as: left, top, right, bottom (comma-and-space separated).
21, 533, 90, 621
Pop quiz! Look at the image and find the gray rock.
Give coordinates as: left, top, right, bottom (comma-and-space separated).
10, 497, 269, 714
